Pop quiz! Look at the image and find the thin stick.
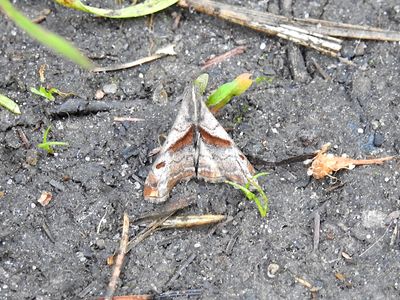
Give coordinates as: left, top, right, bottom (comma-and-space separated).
201, 46, 247, 69
113, 117, 145, 122
359, 221, 392, 257
313, 211, 320, 251
166, 253, 197, 285
126, 212, 174, 254
16, 128, 31, 149
93, 45, 176, 72
104, 213, 130, 300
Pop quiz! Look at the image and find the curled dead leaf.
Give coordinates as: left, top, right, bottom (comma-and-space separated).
308, 143, 394, 179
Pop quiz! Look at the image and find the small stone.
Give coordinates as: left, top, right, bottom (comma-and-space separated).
357, 128, 364, 134
373, 132, 384, 147
49, 179, 65, 191
85, 156, 90, 162
371, 120, 380, 130
152, 84, 168, 105
102, 83, 117, 94
267, 263, 280, 278
260, 42, 266, 50
354, 42, 367, 56
133, 181, 141, 190
341, 44, 355, 59
96, 239, 105, 249
26, 149, 38, 166
194, 242, 201, 248
95, 89, 105, 100
30, 202, 36, 208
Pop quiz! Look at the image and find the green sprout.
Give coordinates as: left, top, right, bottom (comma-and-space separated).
30, 86, 61, 101
226, 172, 269, 218
206, 73, 253, 113
37, 126, 69, 154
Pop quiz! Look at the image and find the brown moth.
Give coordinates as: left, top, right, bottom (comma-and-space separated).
143, 82, 256, 203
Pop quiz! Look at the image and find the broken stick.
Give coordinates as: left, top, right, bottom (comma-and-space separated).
104, 213, 130, 300
178, 0, 400, 58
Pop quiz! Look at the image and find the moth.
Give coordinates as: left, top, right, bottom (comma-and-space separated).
144, 82, 256, 203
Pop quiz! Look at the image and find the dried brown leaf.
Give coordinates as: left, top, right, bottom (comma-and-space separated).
308, 143, 394, 179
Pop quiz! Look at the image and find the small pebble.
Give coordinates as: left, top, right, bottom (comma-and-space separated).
357, 128, 364, 134
30, 203, 36, 209
260, 42, 266, 50
133, 181, 141, 190
102, 83, 117, 94
371, 120, 380, 130
95, 89, 105, 100
354, 42, 367, 56
267, 263, 280, 278
96, 239, 105, 249
85, 156, 90, 162
194, 242, 201, 248
373, 132, 384, 147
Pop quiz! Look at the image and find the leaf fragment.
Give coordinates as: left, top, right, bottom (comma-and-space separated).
0, 93, 21, 114
308, 143, 394, 179
54, 0, 178, 18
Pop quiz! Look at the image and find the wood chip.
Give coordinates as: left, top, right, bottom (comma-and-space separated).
37, 191, 52, 206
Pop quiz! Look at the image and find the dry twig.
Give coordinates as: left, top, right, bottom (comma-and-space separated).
104, 213, 130, 300
201, 46, 247, 69
178, 0, 400, 58
93, 45, 176, 72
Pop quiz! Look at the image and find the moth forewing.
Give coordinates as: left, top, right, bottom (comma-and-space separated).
143, 86, 197, 203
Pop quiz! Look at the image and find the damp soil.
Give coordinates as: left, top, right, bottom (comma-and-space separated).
1, 1, 400, 299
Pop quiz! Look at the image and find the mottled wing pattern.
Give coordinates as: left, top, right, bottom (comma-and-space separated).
196, 96, 256, 185
143, 87, 196, 203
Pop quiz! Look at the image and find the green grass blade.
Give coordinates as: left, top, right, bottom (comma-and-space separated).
0, 0, 92, 69
42, 126, 51, 143
54, 0, 178, 18
0, 93, 21, 115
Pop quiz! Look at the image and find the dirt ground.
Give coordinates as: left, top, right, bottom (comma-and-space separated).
1, 0, 400, 299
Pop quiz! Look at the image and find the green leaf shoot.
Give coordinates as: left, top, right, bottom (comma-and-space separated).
53, 0, 178, 18
206, 73, 253, 113
30, 86, 56, 101
226, 172, 269, 218
0, 93, 21, 115
194, 73, 209, 94
37, 126, 69, 154
0, 0, 92, 69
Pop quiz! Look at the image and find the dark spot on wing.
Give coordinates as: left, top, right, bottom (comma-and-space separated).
199, 127, 231, 147
156, 161, 166, 169
168, 125, 194, 153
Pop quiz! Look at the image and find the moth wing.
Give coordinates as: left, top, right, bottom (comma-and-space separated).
197, 99, 256, 185
144, 88, 196, 203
